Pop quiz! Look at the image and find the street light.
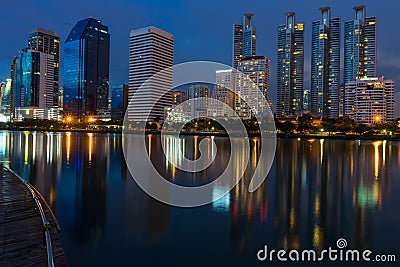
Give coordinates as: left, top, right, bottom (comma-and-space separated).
88, 117, 96, 123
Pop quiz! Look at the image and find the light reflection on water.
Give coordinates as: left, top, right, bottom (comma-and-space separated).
0, 131, 399, 267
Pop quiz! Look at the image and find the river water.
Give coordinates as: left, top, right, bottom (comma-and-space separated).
0, 131, 399, 266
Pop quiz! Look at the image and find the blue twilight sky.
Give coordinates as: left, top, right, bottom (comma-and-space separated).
1, 0, 399, 116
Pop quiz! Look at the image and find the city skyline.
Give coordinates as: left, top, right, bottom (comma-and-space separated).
1, 1, 400, 117
1, 2, 400, 266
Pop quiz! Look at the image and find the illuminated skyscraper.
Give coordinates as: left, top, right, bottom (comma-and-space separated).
311, 7, 341, 118
233, 13, 256, 69
128, 26, 174, 121
277, 12, 304, 118
0, 79, 12, 116
63, 18, 110, 118
13, 49, 54, 119
28, 28, 60, 107
10, 57, 17, 118
344, 5, 377, 84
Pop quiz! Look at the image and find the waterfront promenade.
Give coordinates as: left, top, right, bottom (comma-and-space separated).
0, 165, 67, 266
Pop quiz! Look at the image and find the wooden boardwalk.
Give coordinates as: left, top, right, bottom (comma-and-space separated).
0, 165, 67, 266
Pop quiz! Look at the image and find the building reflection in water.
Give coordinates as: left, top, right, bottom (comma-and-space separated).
0, 131, 398, 264
272, 139, 391, 254
124, 134, 170, 242
1, 131, 108, 246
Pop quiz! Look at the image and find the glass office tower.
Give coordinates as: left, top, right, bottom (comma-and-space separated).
14, 50, 41, 107
276, 12, 304, 118
13, 49, 54, 109
111, 84, 128, 120
311, 7, 341, 119
344, 5, 377, 84
64, 18, 110, 119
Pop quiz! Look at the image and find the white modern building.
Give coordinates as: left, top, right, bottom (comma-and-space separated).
236, 56, 270, 118
128, 26, 174, 121
208, 70, 236, 118
345, 77, 394, 124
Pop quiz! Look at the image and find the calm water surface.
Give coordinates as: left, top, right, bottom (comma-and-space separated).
0, 131, 399, 266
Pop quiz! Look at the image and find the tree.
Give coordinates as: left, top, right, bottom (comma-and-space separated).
297, 114, 313, 133
336, 116, 355, 133
281, 121, 296, 133
354, 123, 368, 135
322, 119, 337, 134
385, 121, 399, 133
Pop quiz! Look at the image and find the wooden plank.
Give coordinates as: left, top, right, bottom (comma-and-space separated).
0, 166, 68, 266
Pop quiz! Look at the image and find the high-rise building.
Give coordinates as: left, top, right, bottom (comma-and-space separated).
0, 79, 12, 116
338, 84, 345, 117
10, 56, 17, 118
28, 28, 60, 107
233, 14, 256, 69
311, 7, 341, 119
187, 84, 210, 118
303, 88, 310, 112
232, 24, 243, 70
208, 70, 236, 118
277, 12, 305, 118
236, 56, 269, 118
242, 14, 256, 59
128, 26, 173, 121
13, 49, 54, 119
63, 18, 110, 119
345, 77, 394, 124
111, 84, 128, 120
344, 6, 377, 84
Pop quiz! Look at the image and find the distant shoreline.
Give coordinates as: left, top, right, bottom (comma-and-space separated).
1, 127, 400, 141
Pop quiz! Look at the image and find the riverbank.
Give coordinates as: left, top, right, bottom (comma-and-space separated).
1, 127, 400, 141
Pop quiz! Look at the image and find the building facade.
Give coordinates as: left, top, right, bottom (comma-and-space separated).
0, 79, 12, 117
13, 49, 55, 120
345, 77, 394, 124
233, 14, 256, 69
10, 56, 17, 118
344, 6, 377, 84
277, 12, 305, 118
208, 70, 236, 118
187, 84, 210, 118
28, 28, 60, 107
63, 18, 110, 119
173, 90, 187, 106
236, 56, 269, 118
111, 84, 128, 120
128, 26, 174, 122
311, 7, 341, 119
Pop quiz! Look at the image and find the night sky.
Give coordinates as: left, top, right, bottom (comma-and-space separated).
1, 0, 399, 116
